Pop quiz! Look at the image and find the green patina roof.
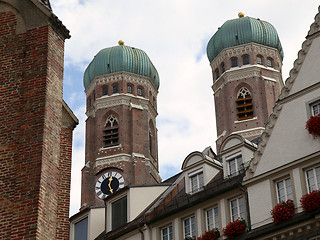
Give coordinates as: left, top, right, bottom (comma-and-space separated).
207, 16, 284, 63
83, 44, 160, 90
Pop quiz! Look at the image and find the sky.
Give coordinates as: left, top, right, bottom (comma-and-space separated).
49, 0, 320, 216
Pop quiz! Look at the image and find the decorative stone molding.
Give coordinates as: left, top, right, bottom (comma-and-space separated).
85, 72, 158, 97
232, 127, 265, 139
85, 94, 158, 118
93, 154, 131, 169
212, 66, 281, 92
211, 43, 282, 70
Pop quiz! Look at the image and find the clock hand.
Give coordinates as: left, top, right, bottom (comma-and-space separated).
108, 176, 113, 194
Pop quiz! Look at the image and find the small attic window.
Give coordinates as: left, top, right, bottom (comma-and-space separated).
227, 154, 243, 176
190, 171, 204, 193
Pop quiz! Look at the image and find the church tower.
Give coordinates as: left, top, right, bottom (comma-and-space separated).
207, 13, 284, 151
81, 41, 161, 208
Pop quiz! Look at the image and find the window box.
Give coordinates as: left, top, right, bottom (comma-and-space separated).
300, 190, 320, 212
197, 228, 220, 240
223, 218, 246, 239
306, 115, 320, 137
270, 199, 295, 224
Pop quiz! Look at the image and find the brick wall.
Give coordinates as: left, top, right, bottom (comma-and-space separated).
0, 2, 74, 239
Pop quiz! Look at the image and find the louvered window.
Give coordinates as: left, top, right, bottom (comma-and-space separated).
236, 87, 254, 120
103, 115, 119, 147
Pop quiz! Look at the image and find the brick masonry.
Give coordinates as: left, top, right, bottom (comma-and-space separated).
0, 1, 76, 239
209, 44, 284, 150
81, 73, 161, 208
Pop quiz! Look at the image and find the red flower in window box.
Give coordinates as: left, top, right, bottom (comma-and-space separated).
270, 199, 295, 224
306, 115, 320, 137
197, 228, 220, 240
300, 190, 320, 212
223, 218, 246, 239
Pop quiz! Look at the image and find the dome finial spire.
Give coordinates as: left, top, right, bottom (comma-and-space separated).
238, 12, 245, 18
118, 40, 124, 45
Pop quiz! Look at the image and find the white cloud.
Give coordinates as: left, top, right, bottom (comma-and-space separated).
50, 0, 320, 216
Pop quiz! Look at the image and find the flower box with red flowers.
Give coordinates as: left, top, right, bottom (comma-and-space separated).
196, 228, 220, 240
300, 190, 320, 212
223, 218, 246, 239
306, 115, 320, 136
270, 199, 295, 224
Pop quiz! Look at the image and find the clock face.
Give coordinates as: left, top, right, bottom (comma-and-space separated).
95, 171, 125, 199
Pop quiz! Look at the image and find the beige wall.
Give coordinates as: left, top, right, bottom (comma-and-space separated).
129, 186, 168, 221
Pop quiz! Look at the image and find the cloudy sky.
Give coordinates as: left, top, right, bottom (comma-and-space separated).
49, 0, 319, 216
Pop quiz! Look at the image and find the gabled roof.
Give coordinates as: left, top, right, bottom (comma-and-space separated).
39, 0, 52, 10
246, 6, 320, 178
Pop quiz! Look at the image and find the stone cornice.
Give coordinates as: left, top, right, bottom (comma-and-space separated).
212, 65, 282, 93
85, 72, 158, 97
210, 43, 282, 70
93, 153, 132, 170
86, 94, 158, 118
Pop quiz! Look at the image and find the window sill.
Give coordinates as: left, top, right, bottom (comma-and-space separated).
234, 117, 257, 124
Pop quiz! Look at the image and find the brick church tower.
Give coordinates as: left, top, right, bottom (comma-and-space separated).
0, 0, 77, 239
206, 13, 284, 151
80, 41, 161, 208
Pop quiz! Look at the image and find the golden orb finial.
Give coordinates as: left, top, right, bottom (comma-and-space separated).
118, 40, 124, 45
238, 12, 245, 18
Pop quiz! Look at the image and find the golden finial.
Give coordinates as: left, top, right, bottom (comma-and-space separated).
118, 40, 124, 45
238, 12, 245, 18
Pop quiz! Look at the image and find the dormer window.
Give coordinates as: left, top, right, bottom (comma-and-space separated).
190, 171, 204, 193
236, 87, 254, 120
227, 154, 243, 176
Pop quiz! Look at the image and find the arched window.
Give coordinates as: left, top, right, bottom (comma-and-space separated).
137, 87, 143, 96
242, 55, 249, 65
267, 58, 273, 67
103, 115, 119, 147
231, 58, 238, 68
236, 87, 254, 121
257, 55, 263, 65
149, 120, 155, 157
215, 68, 220, 79
102, 86, 108, 96
127, 85, 132, 94
221, 63, 225, 73
113, 84, 119, 94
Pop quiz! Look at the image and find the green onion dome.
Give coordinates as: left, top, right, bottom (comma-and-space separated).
207, 13, 284, 63
83, 41, 160, 90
